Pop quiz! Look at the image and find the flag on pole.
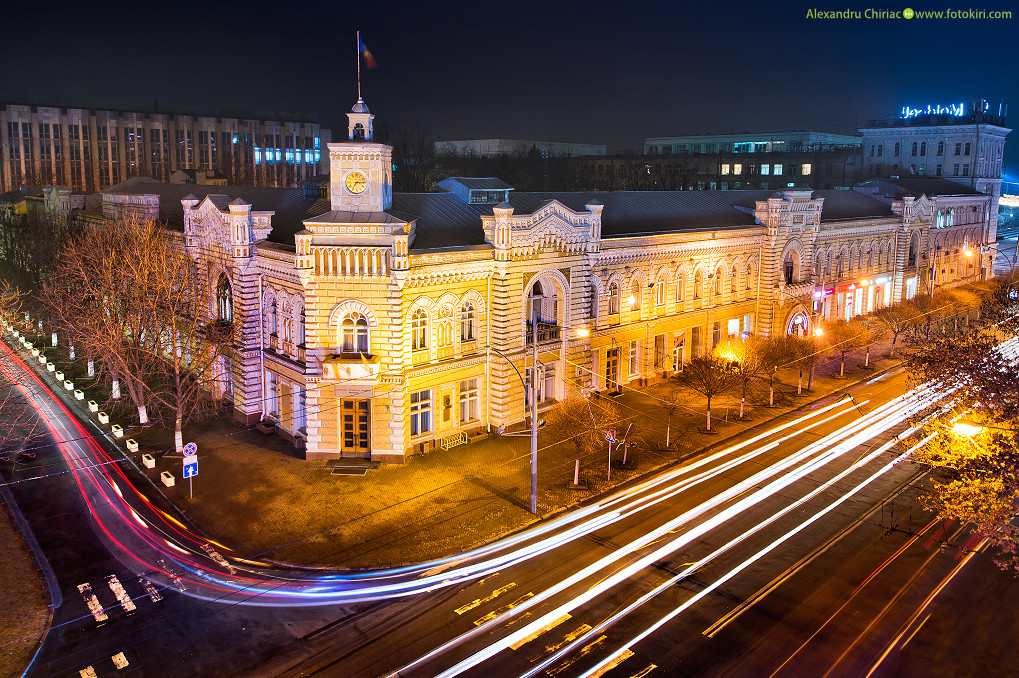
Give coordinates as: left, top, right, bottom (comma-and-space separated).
359, 35, 377, 69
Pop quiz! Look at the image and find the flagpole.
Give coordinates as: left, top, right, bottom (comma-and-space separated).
356, 30, 362, 100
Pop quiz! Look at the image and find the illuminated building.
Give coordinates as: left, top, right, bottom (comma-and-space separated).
0, 101, 330, 192
100, 100, 996, 462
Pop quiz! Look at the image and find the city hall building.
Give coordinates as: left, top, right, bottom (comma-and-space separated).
101, 99, 1001, 462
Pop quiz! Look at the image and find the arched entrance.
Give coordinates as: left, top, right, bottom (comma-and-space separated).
787, 309, 810, 337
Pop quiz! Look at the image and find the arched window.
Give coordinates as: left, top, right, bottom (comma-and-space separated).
630, 281, 641, 310
920, 141, 927, 155
694, 272, 703, 299
608, 282, 620, 314
714, 269, 723, 296
675, 276, 685, 303
908, 232, 918, 266
783, 252, 796, 283
911, 141, 918, 156
268, 297, 278, 335
437, 304, 453, 347
730, 266, 738, 293
894, 142, 900, 157
341, 312, 369, 354
298, 306, 306, 345
746, 260, 754, 289
937, 141, 944, 155
353, 123, 365, 140
411, 309, 428, 351
461, 301, 475, 341
215, 274, 232, 322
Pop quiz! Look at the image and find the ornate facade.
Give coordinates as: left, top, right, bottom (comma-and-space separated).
103, 99, 996, 462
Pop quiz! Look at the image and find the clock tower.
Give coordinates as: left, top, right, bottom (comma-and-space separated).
328, 98, 393, 213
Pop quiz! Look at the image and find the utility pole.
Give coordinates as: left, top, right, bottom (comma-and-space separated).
530, 306, 539, 515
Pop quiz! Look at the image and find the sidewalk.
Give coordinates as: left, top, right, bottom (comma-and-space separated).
13, 327, 909, 571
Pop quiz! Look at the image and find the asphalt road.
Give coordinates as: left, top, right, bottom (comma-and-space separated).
9, 321, 1019, 678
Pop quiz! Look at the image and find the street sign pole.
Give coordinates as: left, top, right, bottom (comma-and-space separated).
182, 442, 198, 500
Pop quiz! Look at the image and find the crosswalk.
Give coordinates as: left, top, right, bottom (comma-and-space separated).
75, 572, 168, 676
76, 572, 165, 624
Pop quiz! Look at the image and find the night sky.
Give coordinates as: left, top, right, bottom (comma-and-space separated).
4, 1, 1017, 173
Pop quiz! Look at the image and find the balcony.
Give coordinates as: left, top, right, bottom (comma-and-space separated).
321, 353, 380, 382
296, 344, 306, 362
204, 319, 234, 345
461, 340, 477, 355
526, 321, 561, 345
268, 334, 279, 351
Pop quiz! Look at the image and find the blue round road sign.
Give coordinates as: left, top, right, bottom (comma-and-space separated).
183, 442, 197, 456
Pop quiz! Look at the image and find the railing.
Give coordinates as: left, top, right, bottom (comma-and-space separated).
296, 345, 306, 362
440, 431, 468, 450
525, 321, 561, 344
461, 340, 477, 355
268, 334, 279, 351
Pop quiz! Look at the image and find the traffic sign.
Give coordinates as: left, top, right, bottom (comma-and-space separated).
183, 441, 198, 456
605, 429, 616, 443
182, 455, 198, 478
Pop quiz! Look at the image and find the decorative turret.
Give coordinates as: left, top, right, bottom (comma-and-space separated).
347, 98, 374, 141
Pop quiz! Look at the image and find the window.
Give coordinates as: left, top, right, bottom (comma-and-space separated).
694, 272, 703, 299
215, 274, 232, 322
761, 164, 770, 175
746, 261, 754, 290
937, 141, 944, 155
714, 270, 723, 296
410, 389, 432, 436
773, 164, 783, 176
266, 371, 279, 417
268, 298, 278, 335
801, 163, 812, 175
721, 163, 730, 175
955, 142, 962, 155
732, 163, 742, 175
460, 301, 475, 341
936, 164, 942, 176
877, 145, 883, 157
298, 307, 306, 345
608, 282, 620, 315
965, 142, 971, 155
630, 281, 641, 310
411, 309, 428, 351
963, 164, 970, 177
920, 142, 926, 156
730, 266, 738, 293
628, 340, 639, 376
294, 385, 306, 432
911, 142, 918, 156
340, 312, 369, 354
655, 280, 666, 307
953, 163, 960, 176
894, 142, 900, 157
675, 276, 684, 303
459, 379, 478, 422
437, 320, 453, 347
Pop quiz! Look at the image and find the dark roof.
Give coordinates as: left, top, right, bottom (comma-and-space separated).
102, 178, 329, 244
101, 179, 896, 251
855, 177, 981, 199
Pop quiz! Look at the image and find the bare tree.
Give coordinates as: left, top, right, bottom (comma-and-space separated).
677, 356, 738, 431
0, 282, 44, 461
544, 396, 622, 486
871, 305, 914, 358
822, 319, 872, 377
718, 337, 767, 419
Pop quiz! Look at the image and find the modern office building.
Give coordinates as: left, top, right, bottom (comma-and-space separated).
0, 101, 331, 193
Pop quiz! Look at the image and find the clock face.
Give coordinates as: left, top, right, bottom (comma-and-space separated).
345, 171, 368, 194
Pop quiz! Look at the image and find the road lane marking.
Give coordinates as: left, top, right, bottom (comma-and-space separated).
630, 665, 658, 678
77, 583, 108, 623
106, 575, 136, 613
138, 577, 162, 603
473, 592, 533, 626
455, 582, 516, 615
547, 635, 607, 677
510, 613, 571, 650
589, 649, 633, 677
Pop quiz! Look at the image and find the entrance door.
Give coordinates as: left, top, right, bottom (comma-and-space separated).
340, 399, 370, 457
605, 348, 619, 393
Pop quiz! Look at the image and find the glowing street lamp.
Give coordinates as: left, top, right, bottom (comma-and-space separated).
952, 420, 984, 437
